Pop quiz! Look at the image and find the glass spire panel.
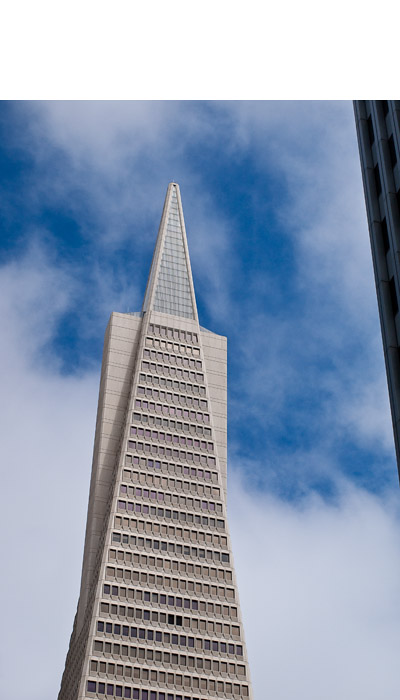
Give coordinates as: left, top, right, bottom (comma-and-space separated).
152, 189, 195, 319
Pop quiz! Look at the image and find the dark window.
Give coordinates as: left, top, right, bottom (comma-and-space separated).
389, 276, 399, 315
176, 615, 183, 626
367, 115, 375, 145
374, 164, 382, 196
87, 681, 96, 692
388, 134, 398, 168
168, 613, 174, 624
381, 100, 389, 117
381, 218, 390, 254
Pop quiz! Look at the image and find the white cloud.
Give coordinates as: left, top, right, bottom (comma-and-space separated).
229, 472, 400, 700
0, 247, 98, 699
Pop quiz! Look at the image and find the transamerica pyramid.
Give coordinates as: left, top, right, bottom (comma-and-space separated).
58, 183, 253, 700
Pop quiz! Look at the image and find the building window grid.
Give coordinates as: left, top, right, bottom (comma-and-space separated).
141, 361, 204, 384
96, 602, 238, 639
103, 565, 235, 601
109, 534, 230, 566
86, 677, 249, 698
124, 455, 218, 485
126, 440, 216, 469
94, 623, 243, 658
129, 426, 214, 453
90, 651, 246, 678
114, 512, 225, 535
119, 479, 219, 505
107, 302, 238, 688
105, 563, 232, 592
145, 336, 201, 358
133, 407, 211, 432
148, 325, 199, 345
137, 380, 207, 402
143, 348, 202, 370
120, 469, 220, 498
117, 494, 220, 513
111, 519, 227, 558
101, 585, 237, 619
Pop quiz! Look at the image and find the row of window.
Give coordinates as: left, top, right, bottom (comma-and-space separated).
142, 362, 203, 384
96, 625, 243, 656
136, 387, 207, 410
145, 337, 200, 357
107, 553, 232, 583
102, 586, 236, 618
89, 667, 248, 695
105, 567, 234, 600
118, 496, 221, 516
143, 349, 202, 371
114, 515, 225, 548
120, 477, 220, 500
129, 427, 213, 453
124, 456, 218, 484
132, 415, 211, 440
112, 521, 226, 547
110, 535, 229, 564
115, 505, 225, 531
126, 441, 216, 468
139, 374, 206, 398
147, 324, 198, 344
98, 609, 240, 638
121, 471, 219, 501
90, 653, 245, 678
87, 680, 248, 700
134, 403, 209, 428
103, 575, 235, 602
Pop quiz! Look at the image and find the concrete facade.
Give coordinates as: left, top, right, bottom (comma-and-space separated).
58, 184, 253, 700
354, 101, 400, 481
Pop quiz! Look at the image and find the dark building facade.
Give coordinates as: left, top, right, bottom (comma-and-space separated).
354, 100, 400, 480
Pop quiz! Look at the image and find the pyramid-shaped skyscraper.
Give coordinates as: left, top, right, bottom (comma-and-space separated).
58, 183, 253, 700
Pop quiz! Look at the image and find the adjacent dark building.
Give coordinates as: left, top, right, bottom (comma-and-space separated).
354, 100, 400, 480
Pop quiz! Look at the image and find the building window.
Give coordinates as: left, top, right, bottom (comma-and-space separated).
388, 134, 397, 168
374, 164, 382, 196
381, 217, 390, 254
381, 100, 389, 117
389, 276, 399, 316
367, 115, 375, 146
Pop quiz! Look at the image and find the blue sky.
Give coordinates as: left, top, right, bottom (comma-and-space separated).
1, 101, 400, 699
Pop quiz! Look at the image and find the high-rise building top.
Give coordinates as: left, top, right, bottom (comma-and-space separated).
354, 101, 400, 481
58, 183, 253, 700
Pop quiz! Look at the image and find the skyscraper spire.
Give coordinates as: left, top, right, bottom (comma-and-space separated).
143, 183, 198, 321
58, 184, 253, 700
